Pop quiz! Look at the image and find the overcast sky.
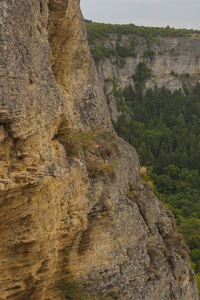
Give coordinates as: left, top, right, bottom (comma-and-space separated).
80, 0, 200, 30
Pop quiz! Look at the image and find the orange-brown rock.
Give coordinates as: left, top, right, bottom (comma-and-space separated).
0, 0, 198, 299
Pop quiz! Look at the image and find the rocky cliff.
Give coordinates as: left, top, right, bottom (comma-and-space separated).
0, 1, 198, 300
91, 33, 200, 121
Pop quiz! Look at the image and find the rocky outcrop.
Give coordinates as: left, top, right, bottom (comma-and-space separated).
0, 1, 198, 300
95, 35, 200, 119
47, 0, 111, 130
97, 35, 200, 90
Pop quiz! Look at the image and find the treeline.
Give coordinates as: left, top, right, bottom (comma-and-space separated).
86, 21, 200, 64
85, 21, 200, 45
113, 80, 200, 288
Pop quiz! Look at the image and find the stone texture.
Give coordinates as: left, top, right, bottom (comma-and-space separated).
144, 75, 183, 93
0, 1, 198, 300
96, 35, 200, 118
47, 0, 111, 130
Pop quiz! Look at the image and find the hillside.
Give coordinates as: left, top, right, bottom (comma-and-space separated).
0, 2, 198, 300
86, 22, 200, 120
86, 21, 200, 293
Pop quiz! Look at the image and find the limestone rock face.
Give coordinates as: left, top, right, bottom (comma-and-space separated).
47, 0, 111, 130
97, 36, 200, 89
0, 1, 198, 300
96, 35, 200, 118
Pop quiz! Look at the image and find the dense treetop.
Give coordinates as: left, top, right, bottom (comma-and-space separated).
112, 78, 200, 291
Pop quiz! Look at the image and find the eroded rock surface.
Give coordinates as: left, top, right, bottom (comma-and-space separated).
97, 35, 200, 91
95, 35, 200, 120
0, 1, 198, 299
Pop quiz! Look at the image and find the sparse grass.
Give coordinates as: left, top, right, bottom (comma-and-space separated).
55, 129, 116, 158
127, 190, 140, 201
55, 129, 118, 180
102, 161, 117, 180
163, 232, 189, 258
86, 159, 104, 178
86, 159, 116, 181
57, 281, 87, 300
56, 279, 120, 300
98, 141, 114, 160
55, 131, 96, 158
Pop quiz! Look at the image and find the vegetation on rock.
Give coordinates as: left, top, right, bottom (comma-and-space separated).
132, 62, 151, 83
85, 21, 200, 46
55, 129, 117, 180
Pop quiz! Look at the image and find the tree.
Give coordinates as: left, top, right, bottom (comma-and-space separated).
132, 62, 151, 83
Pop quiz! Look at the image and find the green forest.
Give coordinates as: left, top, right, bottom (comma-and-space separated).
112, 75, 200, 290
86, 20, 200, 292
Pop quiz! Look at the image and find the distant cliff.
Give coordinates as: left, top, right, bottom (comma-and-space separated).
0, 2, 198, 300
86, 23, 200, 121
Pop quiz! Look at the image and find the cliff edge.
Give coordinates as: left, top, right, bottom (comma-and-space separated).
0, 1, 198, 299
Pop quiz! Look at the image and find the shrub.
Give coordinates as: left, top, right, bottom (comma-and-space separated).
144, 180, 154, 191
116, 42, 136, 58
140, 166, 147, 177
106, 94, 111, 105
132, 62, 151, 83
90, 46, 116, 63
116, 57, 126, 67
181, 73, 190, 78
183, 84, 189, 96
104, 77, 113, 82
143, 49, 155, 61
